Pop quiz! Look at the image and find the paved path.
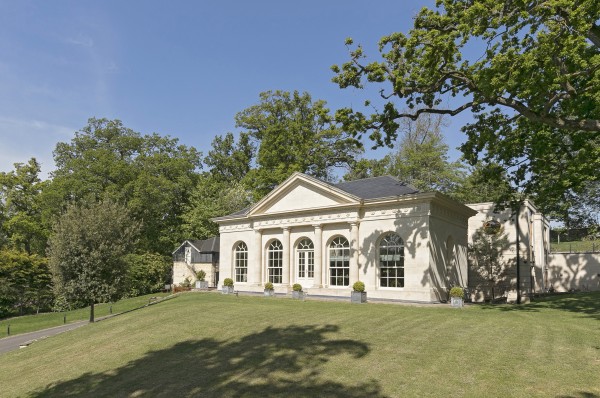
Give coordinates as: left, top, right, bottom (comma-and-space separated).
0, 321, 89, 355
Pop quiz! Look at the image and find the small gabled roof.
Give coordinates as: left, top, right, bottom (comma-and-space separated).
333, 176, 419, 200
172, 236, 220, 254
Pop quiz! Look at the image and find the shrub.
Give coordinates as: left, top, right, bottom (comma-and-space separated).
292, 283, 303, 292
264, 282, 274, 290
352, 281, 365, 292
196, 269, 206, 281
180, 277, 192, 288
223, 278, 234, 287
450, 286, 464, 298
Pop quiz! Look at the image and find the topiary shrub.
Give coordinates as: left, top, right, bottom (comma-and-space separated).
196, 269, 206, 281
292, 283, 303, 292
352, 281, 365, 292
264, 282, 274, 290
450, 286, 464, 298
223, 278, 234, 287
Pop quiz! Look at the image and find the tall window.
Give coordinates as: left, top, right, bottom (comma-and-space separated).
329, 237, 350, 286
268, 240, 283, 284
234, 242, 248, 283
379, 234, 404, 288
297, 239, 314, 278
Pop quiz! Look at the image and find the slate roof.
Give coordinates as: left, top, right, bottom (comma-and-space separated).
332, 176, 419, 200
188, 237, 220, 253
215, 174, 419, 220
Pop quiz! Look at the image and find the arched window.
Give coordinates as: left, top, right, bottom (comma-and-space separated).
268, 240, 283, 284
379, 234, 404, 288
297, 239, 314, 279
329, 237, 350, 286
234, 242, 248, 283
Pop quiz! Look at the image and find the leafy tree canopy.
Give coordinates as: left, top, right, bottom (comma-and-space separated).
235, 90, 362, 198
47, 200, 140, 321
332, 0, 600, 213
44, 118, 201, 254
386, 114, 465, 193
0, 248, 52, 318
0, 159, 48, 255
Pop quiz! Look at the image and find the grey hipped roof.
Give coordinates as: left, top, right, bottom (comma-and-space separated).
175, 237, 220, 254
333, 176, 419, 200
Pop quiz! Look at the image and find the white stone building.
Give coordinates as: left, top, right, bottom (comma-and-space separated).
214, 172, 477, 302
466, 201, 551, 302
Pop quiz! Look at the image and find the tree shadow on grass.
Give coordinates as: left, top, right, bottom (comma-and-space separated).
31, 324, 387, 398
477, 292, 600, 321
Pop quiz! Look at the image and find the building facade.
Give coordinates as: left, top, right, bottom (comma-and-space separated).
172, 237, 220, 287
214, 173, 477, 302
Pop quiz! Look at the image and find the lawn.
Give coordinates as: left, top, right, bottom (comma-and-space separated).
0, 292, 170, 338
1, 292, 599, 397
551, 239, 600, 253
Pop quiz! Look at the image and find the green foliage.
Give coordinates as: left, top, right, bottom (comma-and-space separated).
332, 0, 600, 214
352, 281, 365, 292
292, 283, 303, 292
182, 174, 252, 239
180, 277, 192, 288
386, 114, 465, 193
0, 249, 53, 318
47, 200, 140, 319
235, 90, 362, 199
449, 163, 513, 204
0, 158, 48, 255
196, 269, 206, 282
223, 278, 234, 287
449, 286, 464, 298
44, 118, 201, 255
204, 132, 254, 183
343, 158, 389, 181
264, 282, 274, 290
124, 253, 171, 297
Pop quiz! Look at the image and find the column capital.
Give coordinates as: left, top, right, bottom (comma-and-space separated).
282, 226, 291, 232
312, 224, 322, 230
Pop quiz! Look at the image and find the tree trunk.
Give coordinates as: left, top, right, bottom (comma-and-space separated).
89, 302, 95, 323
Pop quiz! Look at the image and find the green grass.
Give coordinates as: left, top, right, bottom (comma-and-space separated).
0, 292, 170, 337
1, 292, 599, 397
551, 239, 600, 253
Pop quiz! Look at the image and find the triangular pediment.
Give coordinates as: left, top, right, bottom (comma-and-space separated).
247, 173, 360, 216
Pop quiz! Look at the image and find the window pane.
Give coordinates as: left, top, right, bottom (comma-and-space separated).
379, 234, 404, 288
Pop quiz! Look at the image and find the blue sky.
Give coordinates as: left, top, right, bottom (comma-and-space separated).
0, 0, 470, 178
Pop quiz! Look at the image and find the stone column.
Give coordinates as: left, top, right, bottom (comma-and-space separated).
313, 224, 323, 288
253, 229, 263, 286
350, 222, 360, 285
282, 227, 291, 285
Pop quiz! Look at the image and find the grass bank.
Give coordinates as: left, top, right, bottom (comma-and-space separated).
551, 239, 600, 253
1, 292, 599, 397
0, 292, 170, 338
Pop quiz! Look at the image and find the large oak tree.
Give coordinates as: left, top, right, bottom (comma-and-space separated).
332, 0, 600, 214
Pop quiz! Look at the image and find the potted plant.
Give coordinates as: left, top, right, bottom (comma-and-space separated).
222, 278, 234, 294
292, 283, 305, 300
351, 281, 367, 303
449, 286, 464, 308
195, 270, 208, 290
264, 282, 275, 297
